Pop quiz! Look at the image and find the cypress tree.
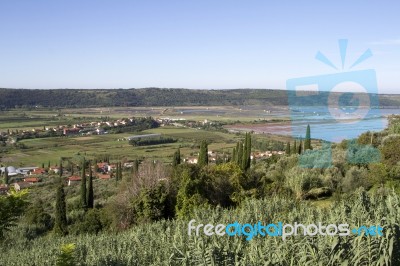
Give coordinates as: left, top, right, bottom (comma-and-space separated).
94, 160, 98, 173
133, 159, 139, 176
87, 161, 94, 209
237, 141, 243, 166
246, 133, 252, 169
242, 133, 251, 170
172, 148, 181, 166
198, 140, 208, 167
80, 159, 87, 210
286, 142, 291, 155
48, 161, 51, 169
293, 140, 297, 155
59, 161, 63, 178
298, 140, 303, 154
232, 147, 236, 163
119, 162, 123, 180
115, 163, 119, 181
304, 124, 312, 150
54, 182, 68, 236
4, 167, 9, 185
235, 142, 240, 164
42, 163, 45, 169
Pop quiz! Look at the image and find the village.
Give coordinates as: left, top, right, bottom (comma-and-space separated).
0, 147, 285, 196
0, 115, 287, 196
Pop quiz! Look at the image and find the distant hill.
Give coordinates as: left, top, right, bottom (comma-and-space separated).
0, 88, 399, 108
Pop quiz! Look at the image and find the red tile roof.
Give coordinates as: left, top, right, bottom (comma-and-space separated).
68, 176, 82, 181
32, 168, 46, 174
97, 174, 111, 179
24, 177, 40, 183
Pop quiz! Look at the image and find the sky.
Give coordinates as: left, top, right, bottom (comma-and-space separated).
0, 0, 399, 93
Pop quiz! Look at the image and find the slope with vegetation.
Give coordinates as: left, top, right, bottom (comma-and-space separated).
1, 88, 400, 108
1, 116, 400, 265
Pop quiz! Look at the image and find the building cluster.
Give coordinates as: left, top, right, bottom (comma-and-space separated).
0, 117, 157, 139
0, 160, 136, 193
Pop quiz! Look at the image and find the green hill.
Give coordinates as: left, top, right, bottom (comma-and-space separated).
1, 88, 399, 108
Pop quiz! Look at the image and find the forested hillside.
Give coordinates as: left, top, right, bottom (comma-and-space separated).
1, 88, 400, 108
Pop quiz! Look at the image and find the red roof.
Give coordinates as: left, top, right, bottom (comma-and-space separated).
97, 162, 108, 168
24, 177, 40, 183
98, 174, 111, 179
68, 176, 82, 181
32, 168, 46, 174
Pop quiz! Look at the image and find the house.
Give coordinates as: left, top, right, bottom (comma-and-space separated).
49, 166, 60, 174
97, 162, 109, 172
24, 177, 40, 184
63, 128, 80, 136
123, 162, 133, 168
14, 182, 31, 191
97, 173, 111, 180
107, 164, 116, 172
0, 185, 9, 195
30, 168, 46, 175
68, 176, 82, 186
0, 166, 18, 176
184, 157, 198, 164
17, 167, 38, 176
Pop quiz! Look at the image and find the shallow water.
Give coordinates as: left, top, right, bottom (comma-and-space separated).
286, 107, 399, 142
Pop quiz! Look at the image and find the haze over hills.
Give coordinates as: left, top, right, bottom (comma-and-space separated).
1, 88, 399, 108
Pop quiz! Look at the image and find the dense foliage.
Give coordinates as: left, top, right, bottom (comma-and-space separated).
2, 88, 400, 108
1, 190, 399, 265
129, 136, 176, 146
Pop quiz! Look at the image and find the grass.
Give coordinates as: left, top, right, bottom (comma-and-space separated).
3, 127, 242, 166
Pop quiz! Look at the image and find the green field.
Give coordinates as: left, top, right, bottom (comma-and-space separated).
2, 127, 241, 166
0, 107, 294, 167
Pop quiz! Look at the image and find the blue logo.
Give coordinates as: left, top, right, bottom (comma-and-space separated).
287, 39, 382, 168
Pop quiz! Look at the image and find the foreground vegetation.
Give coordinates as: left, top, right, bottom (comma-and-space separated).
1, 190, 399, 265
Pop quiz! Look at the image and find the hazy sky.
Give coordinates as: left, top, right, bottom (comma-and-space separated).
0, 0, 399, 93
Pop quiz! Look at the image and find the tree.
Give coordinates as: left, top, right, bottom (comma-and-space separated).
87, 161, 94, 209
59, 161, 63, 178
298, 140, 303, 154
133, 159, 139, 177
56, 243, 76, 266
293, 140, 297, 155
172, 148, 181, 167
237, 142, 243, 166
380, 135, 400, 166
304, 124, 312, 150
54, 182, 68, 236
286, 142, 291, 155
115, 162, 122, 181
80, 159, 87, 210
0, 188, 28, 239
119, 162, 123, 180
369, 163, 388, 188
241, 133, 251, 171
4, 167, 8, 185
198, 141, 208, 167
176, 168, 208, 218
94, 160, 98, 173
